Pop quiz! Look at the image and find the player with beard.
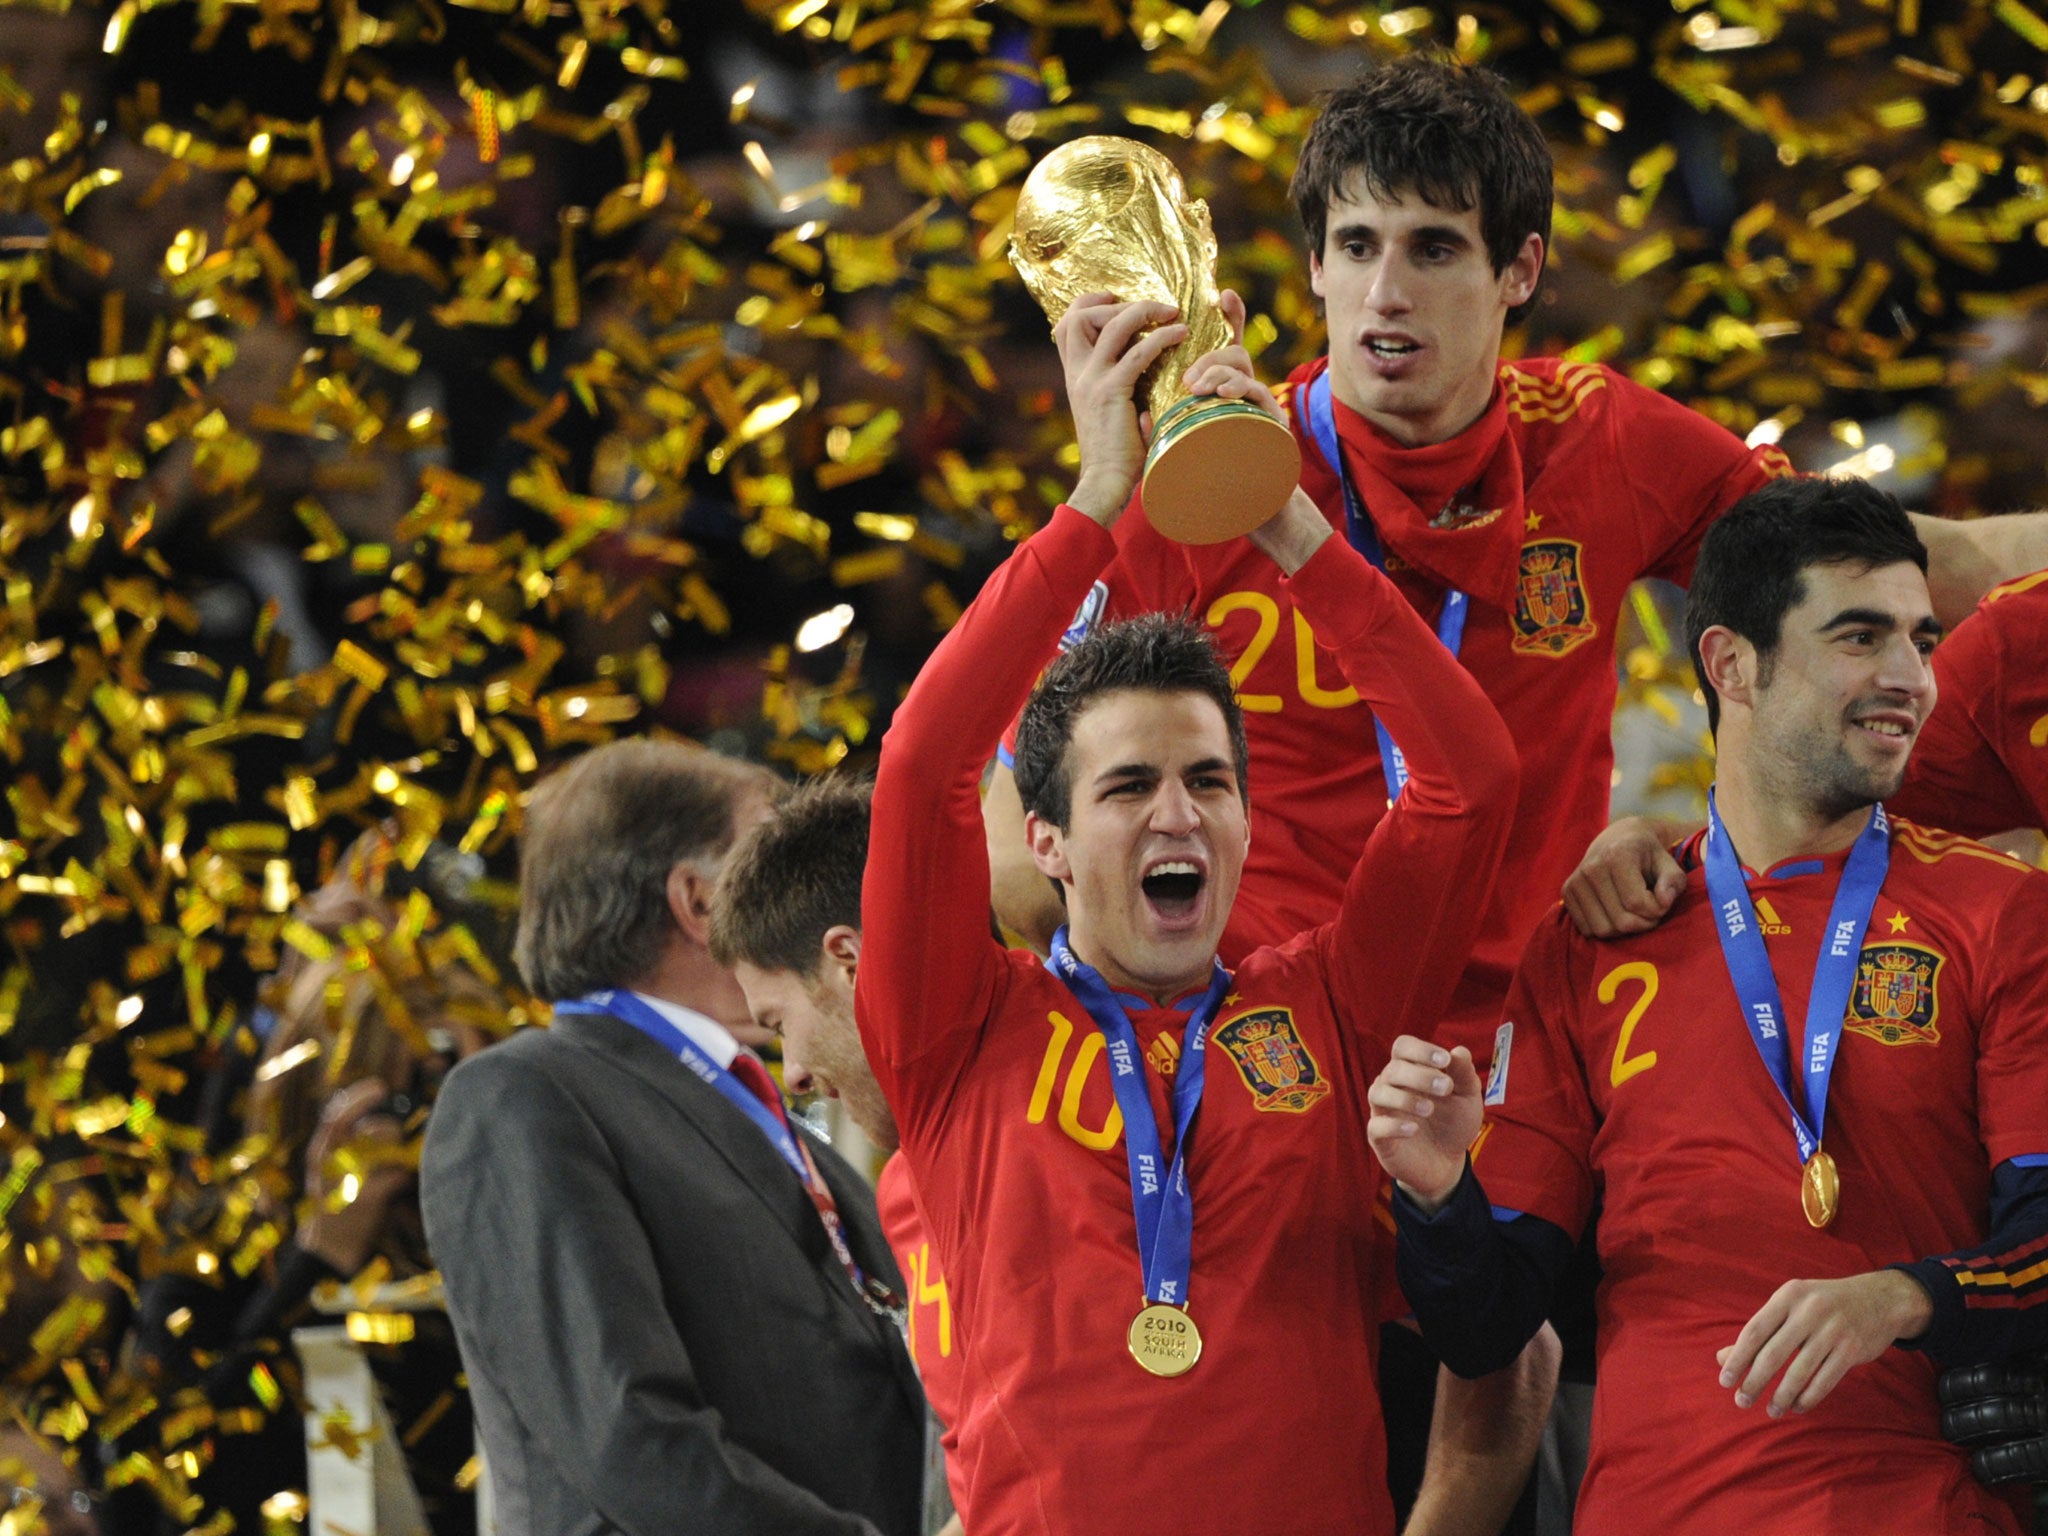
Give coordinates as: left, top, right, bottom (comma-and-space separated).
1369, 475, 2048, 1536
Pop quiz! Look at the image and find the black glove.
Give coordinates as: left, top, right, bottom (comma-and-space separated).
1940, 1357, 2048, 1484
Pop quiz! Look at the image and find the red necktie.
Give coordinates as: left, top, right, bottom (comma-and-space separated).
731, 1051, 866, 1293
730, 1051, 790, 1125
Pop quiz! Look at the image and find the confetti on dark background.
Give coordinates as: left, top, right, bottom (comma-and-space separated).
5, 0, 2048, 1526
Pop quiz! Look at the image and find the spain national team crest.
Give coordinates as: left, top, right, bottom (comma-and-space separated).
1213, 1008, 1331, 1114
1511, 539, 1598, 658
1843, 943, 1944, 1047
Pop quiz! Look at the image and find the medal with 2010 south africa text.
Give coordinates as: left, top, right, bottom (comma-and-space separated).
1128, 1302, 1203, 1378
1703, 792, 1890, 1236
1046, 930, 1232, 1378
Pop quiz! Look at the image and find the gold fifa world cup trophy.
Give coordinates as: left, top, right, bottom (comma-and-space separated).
1011, 136, 1301, 544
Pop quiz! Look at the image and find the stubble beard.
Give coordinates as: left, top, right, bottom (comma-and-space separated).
1795, 726, 1908, 825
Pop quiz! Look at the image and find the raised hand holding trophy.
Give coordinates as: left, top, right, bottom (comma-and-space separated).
1011, 136, 1302, 545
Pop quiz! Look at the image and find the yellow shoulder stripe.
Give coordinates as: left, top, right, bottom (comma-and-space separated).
1894, 821, 2026, 871
1503, 362, 1607, 424
1986, 567, 2048, 606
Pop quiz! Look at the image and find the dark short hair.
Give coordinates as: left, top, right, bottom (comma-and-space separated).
1291, 53, 1552, 325
708, 776, 870, 978
1686, 477, 1929, 735
514, 738, 783, 1000
1012, 612, 1249, 830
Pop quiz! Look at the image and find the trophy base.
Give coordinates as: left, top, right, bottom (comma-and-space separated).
1141, 396, 1302, 545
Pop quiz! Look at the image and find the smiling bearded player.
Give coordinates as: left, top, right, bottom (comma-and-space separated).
857, 283, 1517, 1536
1369, 475, 2048, 1536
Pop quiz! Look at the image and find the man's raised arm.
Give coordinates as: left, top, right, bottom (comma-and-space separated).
858, 297, 1188, 1093
1253, 492, 1518, 1035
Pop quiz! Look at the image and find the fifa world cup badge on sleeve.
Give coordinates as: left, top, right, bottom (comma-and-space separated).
1484, 1022, 1514, 1107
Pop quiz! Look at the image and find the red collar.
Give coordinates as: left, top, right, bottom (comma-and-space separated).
1326, 369, 1528, 610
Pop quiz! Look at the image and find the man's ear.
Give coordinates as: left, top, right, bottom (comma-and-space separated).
666, 864, 716, 947
1308, 249, 1326, 300
1697, 626, 1757, 712
1501, 232, 1544, 310
821, 924, 861, 988
1025, 811, 1072, 884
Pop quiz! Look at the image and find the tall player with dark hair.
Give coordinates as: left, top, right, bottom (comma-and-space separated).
859, 282, 1518, 1535
1369, 475, 2048, 1535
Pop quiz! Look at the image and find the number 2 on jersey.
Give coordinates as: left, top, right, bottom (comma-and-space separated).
1599, 961, 1660, 1087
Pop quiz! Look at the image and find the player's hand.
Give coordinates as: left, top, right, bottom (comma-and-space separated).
1562, 816, 1686, 938
1179, 289, 1283, 425
1716, 1270, 1935, 1417
1367, 1035, 1484, 1213
1053, 293, 1189, 526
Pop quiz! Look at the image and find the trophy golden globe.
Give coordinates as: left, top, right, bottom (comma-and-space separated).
1010, 136, 1301, 545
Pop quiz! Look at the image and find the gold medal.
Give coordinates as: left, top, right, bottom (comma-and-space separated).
1801, 1150, 1839, 1228
1127, 1302, 1202, 1378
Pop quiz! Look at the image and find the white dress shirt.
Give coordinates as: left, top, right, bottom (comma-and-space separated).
629, 990, 742, 1070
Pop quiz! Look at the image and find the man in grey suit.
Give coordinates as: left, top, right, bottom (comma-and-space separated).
421, 738, 927, 1536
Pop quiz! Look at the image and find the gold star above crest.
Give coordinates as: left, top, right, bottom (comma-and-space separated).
1886, 911, 1911, 934
1223, 992, 1241, 1008
1525, 510, 1543, 531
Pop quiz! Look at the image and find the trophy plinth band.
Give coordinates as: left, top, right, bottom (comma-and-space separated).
1141, 395, 1302, 544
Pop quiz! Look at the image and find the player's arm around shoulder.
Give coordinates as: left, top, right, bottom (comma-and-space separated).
1911, 512, 2048, 627
1561, 816, 1691, 939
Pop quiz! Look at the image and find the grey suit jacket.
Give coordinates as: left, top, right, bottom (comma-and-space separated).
421, 1009, 926, 1536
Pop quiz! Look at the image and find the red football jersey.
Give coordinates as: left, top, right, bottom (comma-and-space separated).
862, 508, 1515, 1536
1475, 820, 2048, 1536
1016, 358, 1790, 1059
874, 1152, 967, 1516
1893, 567, 2048, 836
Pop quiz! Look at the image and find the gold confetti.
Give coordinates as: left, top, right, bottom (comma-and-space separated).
9, 2, 2048, 1528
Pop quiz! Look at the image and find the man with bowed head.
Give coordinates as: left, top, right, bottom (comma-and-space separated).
857, 263, 1519, 1533
707, 777, 967, 1536
1370, 476, 2048, 1535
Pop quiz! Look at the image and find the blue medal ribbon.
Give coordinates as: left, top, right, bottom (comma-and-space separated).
1701, 790, 1892, 1169
1303, 369, 1468, 800
1047, 929, 1232, 1309
554, 990, 814, 1186
557, 990, 893, 1309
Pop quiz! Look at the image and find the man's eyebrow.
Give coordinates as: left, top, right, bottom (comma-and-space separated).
1184, 757, 1236, 777
1408, 223, 1473, 246
1093, 762, 1159, 785
1817, 606, 1945, 641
